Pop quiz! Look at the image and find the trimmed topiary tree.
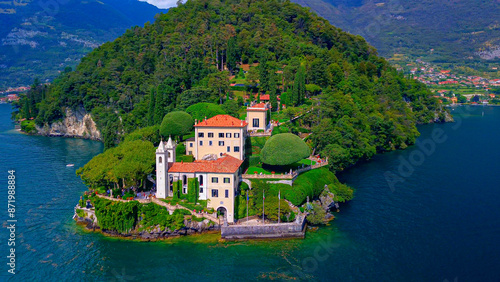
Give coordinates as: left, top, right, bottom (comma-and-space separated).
187, 178, 199, 203
260, 133, 310, 166
160, 111, 194, 141
172, 180, 182, 200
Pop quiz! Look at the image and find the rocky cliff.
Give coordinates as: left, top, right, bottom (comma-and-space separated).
35, 107, 101, 140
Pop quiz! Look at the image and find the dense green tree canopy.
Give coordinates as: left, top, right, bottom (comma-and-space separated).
159, 111, 194, 140
260, 133, 310, 165
76, 139, 155, 189
185, 102, 226, 122
19, 0, 446, 172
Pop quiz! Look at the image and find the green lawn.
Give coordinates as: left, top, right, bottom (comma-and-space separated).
247, 167, 271, 175
298, 159, 316, 166
230, 78, 248, 84
246, 158, 317, 175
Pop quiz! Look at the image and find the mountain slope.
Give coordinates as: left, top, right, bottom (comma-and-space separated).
0, 0, 167, 89
294, 0, 500, 67
16, 0, 446, 171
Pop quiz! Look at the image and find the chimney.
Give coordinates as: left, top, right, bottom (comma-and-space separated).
205, 116, 207, 121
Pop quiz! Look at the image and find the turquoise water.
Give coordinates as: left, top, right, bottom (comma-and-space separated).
0, 103, 499, 281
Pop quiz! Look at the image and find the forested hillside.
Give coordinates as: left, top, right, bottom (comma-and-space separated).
294, 0, 500, 70
16, 0, 446, 172
0, 0, 166, 88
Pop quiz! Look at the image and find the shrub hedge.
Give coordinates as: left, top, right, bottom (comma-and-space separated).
283, 168, 339, 206
260, 133, 310, 165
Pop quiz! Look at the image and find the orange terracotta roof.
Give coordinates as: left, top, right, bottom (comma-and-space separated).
168, 155, 243, 173
259, 94, 270, 101
254, 94, 280, 101
247, 102, 269, 111
194, 114, 247, 128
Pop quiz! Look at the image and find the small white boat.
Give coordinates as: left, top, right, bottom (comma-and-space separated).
66, 164, 74, 167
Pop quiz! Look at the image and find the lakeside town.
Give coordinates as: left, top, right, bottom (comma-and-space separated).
397, 59, 500, 105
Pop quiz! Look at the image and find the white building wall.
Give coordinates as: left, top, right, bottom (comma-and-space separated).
156, 152, 168, 198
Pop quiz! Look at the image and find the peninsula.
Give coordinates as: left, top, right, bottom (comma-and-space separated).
11, 0, 449, 240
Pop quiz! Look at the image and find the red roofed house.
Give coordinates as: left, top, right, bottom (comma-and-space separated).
186, 114, 247, 161
255, 94, 281, 102
438, 80, 458, 85
156, 136, 243, 223
7, 94, 19, 102
246, 102, 270, 132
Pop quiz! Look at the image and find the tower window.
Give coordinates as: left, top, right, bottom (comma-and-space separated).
253, 118, 259, 128
159, 156, 162, 163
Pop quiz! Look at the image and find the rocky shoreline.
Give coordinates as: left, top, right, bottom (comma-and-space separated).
74, 212, 221, 241
34, 107, 101, 140
73, 186, 341, 242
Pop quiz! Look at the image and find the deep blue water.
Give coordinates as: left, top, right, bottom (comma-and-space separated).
0, 103, 499, 281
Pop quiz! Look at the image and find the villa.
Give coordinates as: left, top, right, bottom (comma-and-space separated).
156, 107, 274, 223
157, 113, 254, 224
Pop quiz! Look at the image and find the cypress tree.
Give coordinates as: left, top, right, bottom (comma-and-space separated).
289, 83, 297, 107
147, 87, 155, 126
280, 92, 288, 109
153, 89, 164, 125
269, 74, 278, 111
258, 57, 269, 93
173, 180, 181, 200
227, 37, 237, 72
187, 178, 199, 203
293, 66, 306, 106
22, 98, 30, 119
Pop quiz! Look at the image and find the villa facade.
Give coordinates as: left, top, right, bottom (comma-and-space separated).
156, 134, 243, 223
245, 102, 270, 131
186, 114, 248, 160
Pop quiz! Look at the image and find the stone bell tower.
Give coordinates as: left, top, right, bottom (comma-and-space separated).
165, 136, 176, 163
156, 140, 169, 198
155, 136, 176, 199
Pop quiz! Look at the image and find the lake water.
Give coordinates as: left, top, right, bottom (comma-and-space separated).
0, 103, 499, 281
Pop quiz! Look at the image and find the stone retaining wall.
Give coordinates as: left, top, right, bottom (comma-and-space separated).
221, 215, 306, 240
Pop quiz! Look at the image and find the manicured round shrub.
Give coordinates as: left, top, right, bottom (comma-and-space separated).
260, 133, 310, 165
160, 111, 193, 140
